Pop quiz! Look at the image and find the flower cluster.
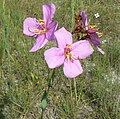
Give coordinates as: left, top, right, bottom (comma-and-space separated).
23, 3, 104, 78
72, 11, 104, 54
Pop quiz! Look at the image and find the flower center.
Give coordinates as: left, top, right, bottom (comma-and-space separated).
30, 19, 47, 35
64, 44, 77, 61
32, 28, 47, 35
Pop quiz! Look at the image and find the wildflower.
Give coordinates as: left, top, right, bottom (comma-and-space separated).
44, 27, 94, 78
23, 3, 58, 52
80, 11, 104, 54
94, 13, 100, 18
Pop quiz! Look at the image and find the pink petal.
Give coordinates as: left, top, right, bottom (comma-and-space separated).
72, 40, 94, 59
42, 3, 56, 26
23, 17, 39, 36
44, 48, 65, 68
54, 27, 72, 49
29, 34, 47, 52
63, 60, 83, 78
80, 11, 88, 30
97, 47, 105, 54
46, 21, 58, 40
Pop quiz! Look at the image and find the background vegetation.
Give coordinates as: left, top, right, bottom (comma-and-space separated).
0, 0, 120, 119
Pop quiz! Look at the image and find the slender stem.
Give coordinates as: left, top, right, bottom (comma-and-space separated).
74, 78, 77, 104
70, 79, 73, 100
40, 69, 55, 119
40, 111, 44, 119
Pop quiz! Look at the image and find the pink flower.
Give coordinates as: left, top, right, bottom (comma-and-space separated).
80, 11, 104, 54
23, 3, 58, 52
44, 27, 94, 78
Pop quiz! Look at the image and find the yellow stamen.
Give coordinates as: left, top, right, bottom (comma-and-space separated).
66, 44, 73, 49
71, 54, 77, 60
96, 32, 103, 37
64, 44, 77, 61
32, 28, 47, 35
39, 19, 46, 25
89, 24, 97, 29
66, 53, 71, 61
33, 29, 41, 34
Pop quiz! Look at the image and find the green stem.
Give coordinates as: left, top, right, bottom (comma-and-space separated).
40, 69, 55, 119
70, 79, 73, 100
74, 78, 77, 103
40, 110, 44, 119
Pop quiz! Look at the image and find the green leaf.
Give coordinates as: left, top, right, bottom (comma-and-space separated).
41, 91, 47, 111
41, 98, 47, 111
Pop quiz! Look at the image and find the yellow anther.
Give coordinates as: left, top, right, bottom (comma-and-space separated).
64, 44, 77, 61
33, 28, 41, 34
66, 53, 71, 61
32, 28, 47, 35
89, 24, 98, 29
96, 32, 102, 37
39, 19, 46, 25
66, 44, 73, 49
